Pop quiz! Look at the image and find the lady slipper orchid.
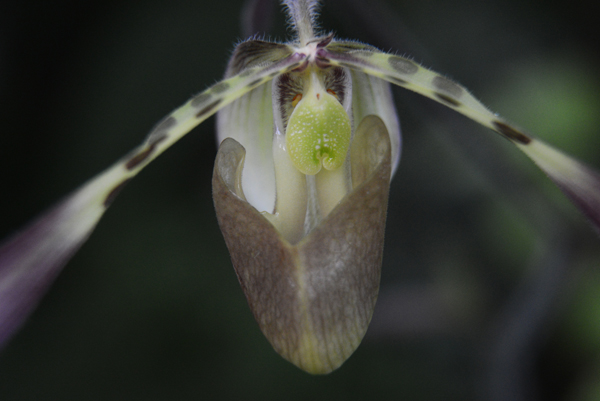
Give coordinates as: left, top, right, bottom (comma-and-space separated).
1, 0, 599, 375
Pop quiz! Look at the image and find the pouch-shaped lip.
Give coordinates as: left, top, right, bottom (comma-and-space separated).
212, 115, 392, 374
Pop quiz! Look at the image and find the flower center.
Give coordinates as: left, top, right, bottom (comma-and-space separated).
285, 70, 352, 175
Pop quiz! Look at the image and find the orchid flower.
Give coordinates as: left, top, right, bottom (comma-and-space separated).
1, 0, 599, 376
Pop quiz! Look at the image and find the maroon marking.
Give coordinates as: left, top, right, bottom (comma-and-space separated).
104, 179, 131, 207
195, 99, 223, 119
125, 135, 167, 170
435, 93, 461, 107
493, 121, 532, 145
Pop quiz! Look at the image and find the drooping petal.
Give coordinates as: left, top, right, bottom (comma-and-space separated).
518, 140, 600, 234
212, 115, 392, 374
321, 42, 600, 233
321, 42, 494, 122
0, 165, 128, 347
0, 49, 307, 350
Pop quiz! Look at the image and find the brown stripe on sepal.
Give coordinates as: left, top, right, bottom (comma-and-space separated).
212, 116, 391, 374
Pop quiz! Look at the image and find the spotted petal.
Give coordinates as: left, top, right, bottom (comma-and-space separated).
321, 42, 600, 232
0, 51, 307, 349
0, 167, 124, 347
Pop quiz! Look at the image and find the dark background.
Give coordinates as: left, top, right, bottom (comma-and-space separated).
0, 0, 599, 399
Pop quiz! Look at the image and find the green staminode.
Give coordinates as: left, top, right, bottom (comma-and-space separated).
286, 71, 352, 175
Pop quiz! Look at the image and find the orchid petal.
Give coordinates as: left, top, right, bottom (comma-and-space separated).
321, 43, 600, 232
0, 165, 126, 346
0, 51, 307, 349
518, 140, 600, 233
